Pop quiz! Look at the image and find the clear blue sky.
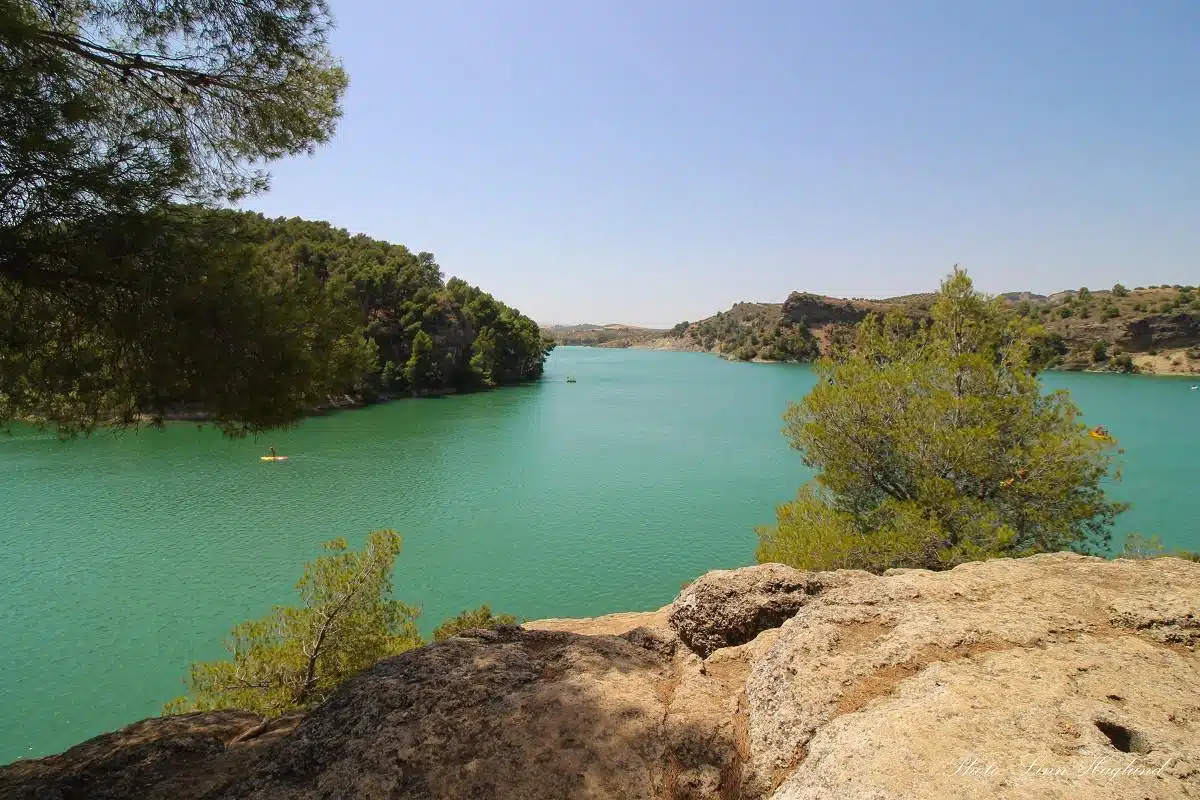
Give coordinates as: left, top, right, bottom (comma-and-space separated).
247, 0, 1199, 328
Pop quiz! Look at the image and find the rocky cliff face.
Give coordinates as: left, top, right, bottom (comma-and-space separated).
4, 553, 1200, 799
1121, 313, 1200, 352
780, 292, 872, 328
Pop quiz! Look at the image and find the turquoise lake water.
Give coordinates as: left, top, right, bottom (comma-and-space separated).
1, 347, 1197, 762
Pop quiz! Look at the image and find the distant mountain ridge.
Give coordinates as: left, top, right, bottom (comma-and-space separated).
541, 323, 672, 348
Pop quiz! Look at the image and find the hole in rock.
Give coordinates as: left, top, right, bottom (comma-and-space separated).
1094, 720, 1150, 754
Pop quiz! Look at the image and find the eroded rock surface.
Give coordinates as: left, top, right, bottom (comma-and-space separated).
745, 554, 1200, 799
669, 563, 834, 657
0, 711, 298, 800
4, 554, 1199, 799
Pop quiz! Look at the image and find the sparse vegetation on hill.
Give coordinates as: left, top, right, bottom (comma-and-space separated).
670, 292, 927, 363
684, 300, 818, 362
551, 279, 1199, 374
1013, 284, 1200, 374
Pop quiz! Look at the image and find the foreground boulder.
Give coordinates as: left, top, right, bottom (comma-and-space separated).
4, 553, 1199, 799
669, 563, 828, 657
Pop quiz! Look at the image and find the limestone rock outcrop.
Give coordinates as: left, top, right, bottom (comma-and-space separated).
4, 553, 1199, 799
668, 563, 829, 657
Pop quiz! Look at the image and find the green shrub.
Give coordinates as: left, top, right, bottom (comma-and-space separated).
1121, 532, 1200, 561
1112, 283, 1128, 297
1121, 532, 1167, 559
1092, 341, 1108, 363
432, 605, 519, 641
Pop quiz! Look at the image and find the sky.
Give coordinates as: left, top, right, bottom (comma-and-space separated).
246, 1, 1200, 328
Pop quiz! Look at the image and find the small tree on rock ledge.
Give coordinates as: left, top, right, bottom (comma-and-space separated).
756, 268, 1127, 573
164, 530, 422, 717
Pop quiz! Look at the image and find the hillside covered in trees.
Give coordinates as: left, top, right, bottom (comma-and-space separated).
246, 210, 554, 399
3, 205, 554, 433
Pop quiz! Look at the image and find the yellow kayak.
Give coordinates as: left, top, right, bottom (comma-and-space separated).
1088, 431, 1112, 442
260, 456, 288, 461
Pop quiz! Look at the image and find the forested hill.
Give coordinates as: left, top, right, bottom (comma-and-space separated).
4, 206, 555, 431
235, 210, 555, 402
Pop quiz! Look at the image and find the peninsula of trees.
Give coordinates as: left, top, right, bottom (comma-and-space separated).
207, 209, 555, 403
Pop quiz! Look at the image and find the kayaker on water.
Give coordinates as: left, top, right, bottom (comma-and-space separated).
268, 446, 277, 459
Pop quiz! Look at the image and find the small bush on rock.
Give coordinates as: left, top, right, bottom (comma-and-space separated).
432, 605, 520, 641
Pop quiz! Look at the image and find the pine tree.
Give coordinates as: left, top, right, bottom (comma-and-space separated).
757, 268, 1126, 573
164, 530, 422, 717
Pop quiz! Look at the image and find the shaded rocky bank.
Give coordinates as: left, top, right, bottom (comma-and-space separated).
4, 553, 1199, 799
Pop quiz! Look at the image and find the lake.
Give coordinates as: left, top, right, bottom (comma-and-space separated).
1, 346, 1197, 762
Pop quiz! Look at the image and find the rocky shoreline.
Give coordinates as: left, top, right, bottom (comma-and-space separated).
126, 387, 484, 425
4, 552, 1198, 799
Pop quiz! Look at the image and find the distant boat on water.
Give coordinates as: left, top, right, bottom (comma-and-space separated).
566, 376, 577, 383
